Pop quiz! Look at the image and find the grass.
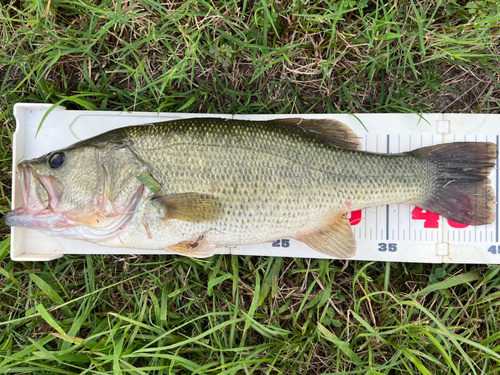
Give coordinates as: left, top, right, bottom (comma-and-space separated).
1, 0, 500, 373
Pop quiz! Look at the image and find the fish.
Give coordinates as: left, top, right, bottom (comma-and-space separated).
5, 118, 497, 258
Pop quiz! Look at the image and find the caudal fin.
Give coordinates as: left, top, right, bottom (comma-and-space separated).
411, 142, 497, 225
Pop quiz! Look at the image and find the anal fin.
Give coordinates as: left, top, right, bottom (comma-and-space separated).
295, 213, 356, 258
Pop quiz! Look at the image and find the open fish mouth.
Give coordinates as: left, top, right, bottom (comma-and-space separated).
21, 162, 63, 212
5, 161, 144, 241
5, 162, 68, 230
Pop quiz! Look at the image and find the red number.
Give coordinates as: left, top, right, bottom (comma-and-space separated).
348, 210, 362, 226
411, 207, 439, 228
448, 220, 468, 228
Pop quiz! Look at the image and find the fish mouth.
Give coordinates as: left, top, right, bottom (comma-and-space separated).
17, 162, 62, 212
5, 161, 143, 240
5, 162, 68, 230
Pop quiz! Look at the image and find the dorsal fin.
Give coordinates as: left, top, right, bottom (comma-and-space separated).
275, 118, 361, 150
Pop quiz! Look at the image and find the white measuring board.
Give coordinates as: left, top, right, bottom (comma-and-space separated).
8, 103, 500, 263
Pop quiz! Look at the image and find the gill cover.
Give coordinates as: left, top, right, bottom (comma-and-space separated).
6, 133, 150, 243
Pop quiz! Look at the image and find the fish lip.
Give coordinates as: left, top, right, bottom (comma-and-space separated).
18, 162, 62, 212
20, 161, 32, 210
4, 206, 69, 230
5, 161, 67, 229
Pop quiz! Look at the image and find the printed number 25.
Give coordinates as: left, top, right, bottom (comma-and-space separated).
272, 239, 290, 248
378, 243, 397, 252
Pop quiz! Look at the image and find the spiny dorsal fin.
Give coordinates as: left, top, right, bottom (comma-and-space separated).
295, 213, 356, 258
275, 118, 361, 150
152, 193, 223, 223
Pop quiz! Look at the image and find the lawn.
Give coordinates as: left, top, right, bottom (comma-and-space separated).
1, 0, 500, 373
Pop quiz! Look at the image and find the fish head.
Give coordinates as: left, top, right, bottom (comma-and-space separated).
6, 144, 107, 230
6, 139, 146, 240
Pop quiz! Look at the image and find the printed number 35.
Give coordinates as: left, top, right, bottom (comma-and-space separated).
378, 243, 397, 252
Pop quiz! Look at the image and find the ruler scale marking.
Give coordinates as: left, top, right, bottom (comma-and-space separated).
418, 135, 425, 237
386, 135, 390, 241
398, 205, 400, 241
398, 134, 401, 241
10, 108, 500, 263
409, 135, 412, 241
475, 135, 478, 243
376, 135, 378, 240
496, 135, 499, 243
365, 135, 368, 241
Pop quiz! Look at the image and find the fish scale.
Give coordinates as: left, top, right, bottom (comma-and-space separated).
6, 117, 495, 259
108, 119, 430, 250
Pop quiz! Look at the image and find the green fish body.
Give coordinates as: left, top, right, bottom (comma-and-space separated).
6, 118, 496, 258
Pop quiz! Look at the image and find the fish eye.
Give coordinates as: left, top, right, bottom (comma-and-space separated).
48, 153, 65, 169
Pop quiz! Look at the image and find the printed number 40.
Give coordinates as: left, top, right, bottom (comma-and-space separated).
488, 246, 499, 254
411, 207, 468, 229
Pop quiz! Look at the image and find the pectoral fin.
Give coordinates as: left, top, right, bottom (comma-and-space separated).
296, 213, 356, 258
153, 193, 222, 223
167, 236, 216, 258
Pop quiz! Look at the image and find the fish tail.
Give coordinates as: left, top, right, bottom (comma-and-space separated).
411, 142, 497, 225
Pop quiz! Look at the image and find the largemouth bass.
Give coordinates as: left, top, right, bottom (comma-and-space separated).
5, 118, 497, 258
